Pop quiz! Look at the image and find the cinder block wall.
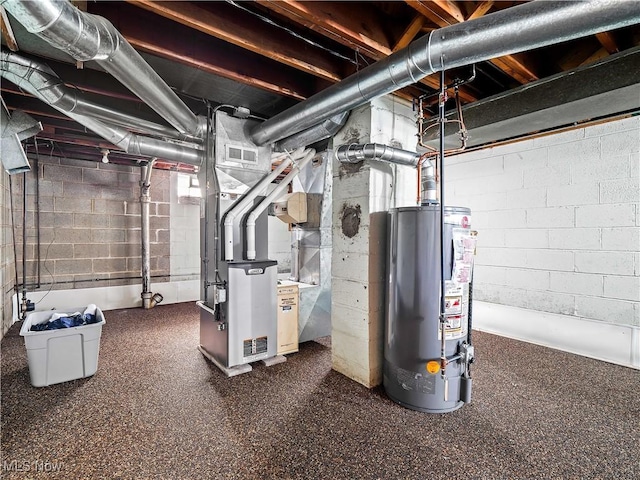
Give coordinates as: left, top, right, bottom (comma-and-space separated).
1, 168, 16, 337
169, 172, 200, 280
11, 156, 170, 298
445, 116, 640, 328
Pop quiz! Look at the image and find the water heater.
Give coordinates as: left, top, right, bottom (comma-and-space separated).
384, 205, 476, 413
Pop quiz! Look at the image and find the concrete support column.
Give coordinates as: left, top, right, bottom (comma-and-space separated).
330, 96, 417, 388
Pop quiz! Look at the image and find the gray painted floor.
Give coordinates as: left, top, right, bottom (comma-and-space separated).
2, 302, 638, 479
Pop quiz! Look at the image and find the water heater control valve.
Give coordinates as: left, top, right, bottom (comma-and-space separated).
214, 286, 227, 304
461, 343, 475, 365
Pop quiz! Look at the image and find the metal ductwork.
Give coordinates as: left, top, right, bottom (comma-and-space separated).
336, 143, 420, 167
336, 143, 436, 203
1, 100, 41, 174
1, 51, 204, 166
1, 0, 204, 137
251, 0, 640, 145
2, 51, 187, 141
275, 112, 350, 152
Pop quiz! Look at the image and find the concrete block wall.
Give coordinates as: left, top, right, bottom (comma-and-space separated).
445, 116, 640, 330
12, 156, 170, 296
1, 168, 16, 338
331, 96, 418, 388
169, 172, 200, 280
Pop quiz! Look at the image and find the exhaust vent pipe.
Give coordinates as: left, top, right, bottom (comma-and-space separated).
251, 0, 640, 145
336, 143, 420, 167
1, 0, 203, 136
336, 143, 436, 203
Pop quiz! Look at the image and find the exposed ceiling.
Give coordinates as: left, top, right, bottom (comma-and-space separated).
1, 0, 640, 167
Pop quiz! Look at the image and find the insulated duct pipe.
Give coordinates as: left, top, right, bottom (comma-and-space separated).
246, 148, 316, 260
336, 143, 436, 203
275, 111, 350, 152
1, 50, 191, 140
251, 0, 640, 145
223, 148, 307, 261
1, 0, 203, 136
1, 51, 204, 166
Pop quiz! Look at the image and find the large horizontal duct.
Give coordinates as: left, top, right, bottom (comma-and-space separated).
1, 51, 203, 166
251, 0, 640, 145
1, 51, 187, 141
1, 0, 203, 136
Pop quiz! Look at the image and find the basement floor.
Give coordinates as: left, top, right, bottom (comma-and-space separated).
1, 302, 638, 479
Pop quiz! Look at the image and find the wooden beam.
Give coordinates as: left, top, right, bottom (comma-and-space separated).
259, 0, 475, 101
467, 1, 494, 21
431, 0, 465, 23
393, 15, 426, 52
489, 56, 538, 84
91, 2, 321, 101
256, 0, 393, 59
0, 6, 18, 51
405, 0, 453, 28
126, 0, 344, 83
579, 47, 609, 67
596, 32, 619, 54
128, 38, 306, 101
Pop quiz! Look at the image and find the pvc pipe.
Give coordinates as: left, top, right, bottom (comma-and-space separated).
223, 148, 305, 261
245, 149, 315, 260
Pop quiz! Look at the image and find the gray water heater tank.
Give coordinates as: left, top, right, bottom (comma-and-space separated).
384, 205, 473, 413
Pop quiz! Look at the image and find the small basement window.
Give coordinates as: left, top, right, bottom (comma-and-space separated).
177, 173, 201, 205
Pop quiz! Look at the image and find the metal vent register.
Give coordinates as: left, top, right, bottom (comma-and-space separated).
243, 337, 268, 358
226, 144, 258, 164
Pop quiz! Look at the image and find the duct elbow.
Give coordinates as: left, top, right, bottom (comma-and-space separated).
142, 292, 163, 310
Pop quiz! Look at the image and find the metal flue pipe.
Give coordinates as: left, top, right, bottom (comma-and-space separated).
336, 143, 436, 202
336, 143, 421, 167
1, 51, 204, 166
1, 0, 203, 136
223, 148, 308, 261
245, 148, 316, 260
251, 0, 640, 145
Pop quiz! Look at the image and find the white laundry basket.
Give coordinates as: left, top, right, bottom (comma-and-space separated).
20, 307, 106, 387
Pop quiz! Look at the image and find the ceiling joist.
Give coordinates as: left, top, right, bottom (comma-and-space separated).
257, 0, 476, 102
92, 2, 323, 101
127, 0, 345, 83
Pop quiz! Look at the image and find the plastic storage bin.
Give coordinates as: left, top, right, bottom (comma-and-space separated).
19, 307, 106, 387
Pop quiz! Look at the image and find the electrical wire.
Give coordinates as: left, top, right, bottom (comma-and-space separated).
224, 0, 359, 66
32, 230, 56, 305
